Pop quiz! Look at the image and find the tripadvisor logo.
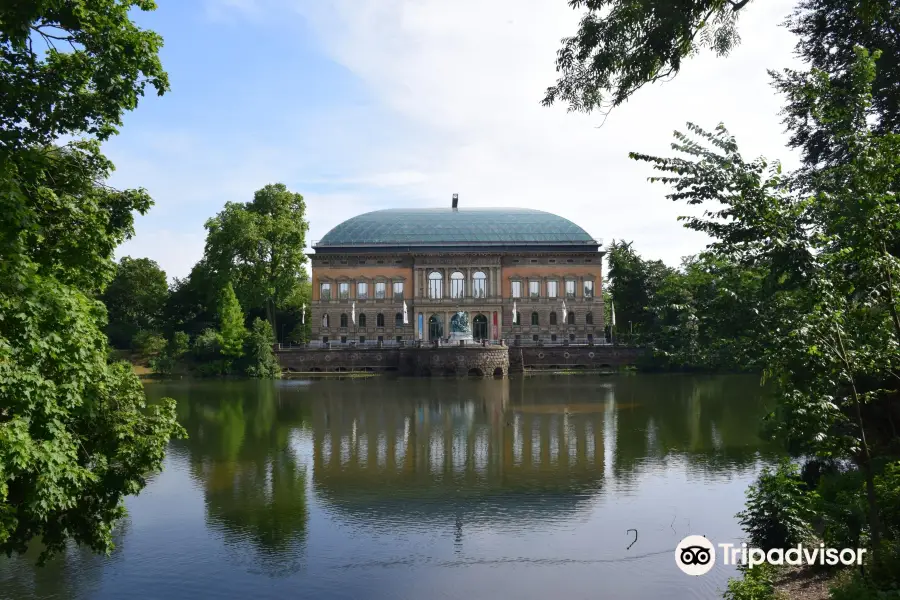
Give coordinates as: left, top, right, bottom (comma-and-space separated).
675, 536, 867, 576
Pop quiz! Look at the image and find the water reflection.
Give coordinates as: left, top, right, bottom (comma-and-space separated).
166, 380, 313, 575
1, 374, 780, 600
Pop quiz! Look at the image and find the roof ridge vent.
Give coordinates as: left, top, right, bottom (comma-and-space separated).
452, 193, 458, 211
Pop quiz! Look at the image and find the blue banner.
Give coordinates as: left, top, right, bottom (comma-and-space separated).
417, 313, 424, 340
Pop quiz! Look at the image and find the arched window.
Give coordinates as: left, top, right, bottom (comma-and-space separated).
567, 311, 575, 325
359, 313, 367, 327
340, 313, 348, 328
549, 311, 558, 325
450, 271, 465, 298
322, 314, 330, 328
395, 312, 404, 326
377, 313, 385, 327
428, 271, 443, 299
531, 312, 539, 326
586, 312, 593, 325
472, 271, 487, 298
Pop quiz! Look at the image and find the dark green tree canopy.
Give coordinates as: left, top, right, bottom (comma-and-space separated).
202, 183, 309, 332
0, 0, 169, 152
102, 256, 168, 348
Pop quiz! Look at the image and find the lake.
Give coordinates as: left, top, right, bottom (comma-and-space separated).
0, 374, 781, 600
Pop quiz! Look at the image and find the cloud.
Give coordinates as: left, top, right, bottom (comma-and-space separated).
117, 0, 807, 281
286, 0, 803, 265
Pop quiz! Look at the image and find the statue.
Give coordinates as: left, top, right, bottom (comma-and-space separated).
448, 311, 473, 344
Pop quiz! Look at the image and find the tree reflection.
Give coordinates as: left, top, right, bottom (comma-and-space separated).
152, 381, 312, 575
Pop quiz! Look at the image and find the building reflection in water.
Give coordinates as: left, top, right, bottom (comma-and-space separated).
309, 379, 612, 530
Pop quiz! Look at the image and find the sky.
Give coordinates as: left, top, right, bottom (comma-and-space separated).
108, 0, 804, 281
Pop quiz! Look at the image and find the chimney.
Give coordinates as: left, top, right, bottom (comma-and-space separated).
452, 193, 458, 211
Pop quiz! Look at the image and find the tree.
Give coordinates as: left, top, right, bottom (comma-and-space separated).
102, 257, 168, 349
629, 47, 900, 555
543, 0, 751, 113
0, 0, 169, 152
544, 0, 900, 142
243, 318, 280, 378
202, 184, 309, 338
0, 1, 184, 563
218, 283, 246, 360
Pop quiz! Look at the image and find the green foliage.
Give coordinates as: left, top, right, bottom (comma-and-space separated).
544, 0, 746, 113
737, 459, 817, 551
876, 462, 900, 542
722, 563, 782, 600
217, 283, 246, 360
243, 318, 280, 379
606, 241, 766, 371
202, 184, 309, 337
631, 49, 900, 551
0, 0, 169, 152
782, 0, 900, 168
102, 257, 168, 349
829, 541, 900, 599
0, 0, 184, 564
814, 467, 868, 551
149, 331, 189, 375
132, 330, 166, 360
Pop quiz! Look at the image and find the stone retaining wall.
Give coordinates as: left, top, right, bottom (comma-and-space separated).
274, 344, 644, 377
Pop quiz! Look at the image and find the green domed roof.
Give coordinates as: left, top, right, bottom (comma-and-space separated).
315, 208, 596, 248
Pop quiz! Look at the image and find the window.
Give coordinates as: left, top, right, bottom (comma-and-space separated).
358, 313, 367, 327
569, 333, 576, 341
395, 312, 404, 326
357, 282, 368, 299
551, 334, 557, 342
450, 271, 465, 298
472, 271, 486, 298
567, 311, 575, 325
377, 313, 385, 327
529, 281, 540, 298
393, 281, 404, 299
429, 272, 443, 299
511, 281, 522, 298
340, 336, 347, 344
375, 282, 386, 299
547, 280, 558, 298
532, 334, 539, 341
322, 314, 330, 328
565, 280, 576, 298
359, 336, 366, 344
378, 335, 384, 343
340, 313, 348, 328
587, 333, 594, 343
586, 312, 593, 325
549, 312, 557, 325
531, 312, 539, 326
515, 311, 522, 326
339, 282, 350, 300
320, 282, 332, 301
322, 336, 328, 344
396, 336, 403, 343
584, 280, 594, 298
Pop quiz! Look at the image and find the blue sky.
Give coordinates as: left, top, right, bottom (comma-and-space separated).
109, 0, 802, 280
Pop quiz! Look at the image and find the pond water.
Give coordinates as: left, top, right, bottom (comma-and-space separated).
0, 374, 781, 600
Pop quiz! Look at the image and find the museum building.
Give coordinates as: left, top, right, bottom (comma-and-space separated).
309, 197, 605, 345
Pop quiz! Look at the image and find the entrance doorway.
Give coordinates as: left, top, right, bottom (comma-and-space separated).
473, 314, 488, 341
428, 314, 444, 341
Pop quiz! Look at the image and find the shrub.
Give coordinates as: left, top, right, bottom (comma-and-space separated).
132, 329, 166, 358
737, 458, 817, 551
150, 331, 190, 375
722, 563, 781, 600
